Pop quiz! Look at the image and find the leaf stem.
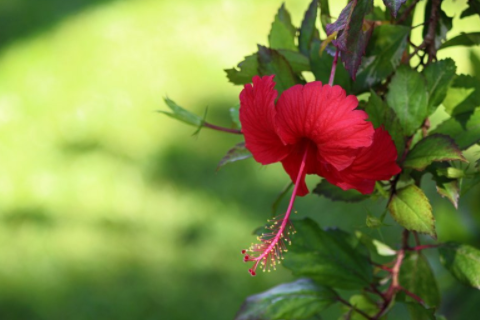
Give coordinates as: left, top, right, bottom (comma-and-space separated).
328, 49, 339, 86
203, 122, 243, 134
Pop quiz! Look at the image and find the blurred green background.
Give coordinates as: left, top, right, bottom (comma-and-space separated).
0, 0, 479, 319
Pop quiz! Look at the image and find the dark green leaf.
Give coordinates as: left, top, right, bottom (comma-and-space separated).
383, 0, 407, 17
461, 172, 480, 196
365, 90, 386, 128
440, 32, 480, 49
403, 134, 466, 171
313, 179, 368, 202
386, 66, 428, 136
443, 74, 480, 117
160, 98, 204, 127
405, 302, 437, 320
283, 218, 373, 290
299, 0, 319, 55
354, 25, 410, 93
277, 50, 310, 72
269, 4, 297, 51
319, 0, 331, 33
423, 59, 457, 115
309, 40, 351, 91
235, 278, 337, 320
217, 142, 251, 170
257, 45, 302, 95
432, 108, 480, 149
365, 91, 405, 156
225, 50, 309, 86
460, 0, 480, 18
388, 184, 436, 237
225, 53, 259, 85
439, 242, 480, 289
400, 252, 440, 307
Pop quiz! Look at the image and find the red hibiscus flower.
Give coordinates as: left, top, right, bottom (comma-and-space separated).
239, 75, 400, 276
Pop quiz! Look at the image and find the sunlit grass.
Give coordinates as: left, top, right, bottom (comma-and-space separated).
0, 0, 479, 318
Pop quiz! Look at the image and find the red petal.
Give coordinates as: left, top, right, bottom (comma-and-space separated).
275, 82, 374, 170
320, 128, 402, 194
239, 76, 290, 165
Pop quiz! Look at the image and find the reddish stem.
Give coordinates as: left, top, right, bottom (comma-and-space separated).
203, 122, 242, 135
328, 49, 339, 86
372, 230, 409, 319
399, 286, 425, 304
406, 244, 439, 251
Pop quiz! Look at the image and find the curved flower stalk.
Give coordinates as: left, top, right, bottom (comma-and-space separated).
240, 76, 401, 275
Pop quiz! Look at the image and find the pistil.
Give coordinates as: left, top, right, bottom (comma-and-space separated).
242, 146, 309, 276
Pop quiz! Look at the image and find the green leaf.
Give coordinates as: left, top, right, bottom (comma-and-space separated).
433, 174, 460, 208
309, 40, 351, 91
225, 53, 259, 85
299, 0, 319, 55
257, 45, 302, 95
400, 252, 440, 307
436, 166, 465, 179
269, 4, 297, 51
403, 134, 466, 171
354, 25, 410, 93
461, 0, 480, 18
442, 74, 480, 117
344, 294, 379, 320
388, 185, 436, 237
432, 108, 480, 150
225, 50, 309, 86
217, 142, 251, 170
383, 0, 407, 17
160, 98, 204, 127
423, 59, 457, 115
313, 179, 368, 202
235, 278, 337, 320
277, 50, 310, 72
365, 214, 384, 229
356, 231, 397, 256
319, 0, 331, 33
386, 66, 428, 136
283, 218, 373, 290
439, 242, 480, 289
365, 91, 405, 156
440, 32, 480, 49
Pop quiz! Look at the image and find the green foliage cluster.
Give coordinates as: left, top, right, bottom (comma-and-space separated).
163, 0, 480, 319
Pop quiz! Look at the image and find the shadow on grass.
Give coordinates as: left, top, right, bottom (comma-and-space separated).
0, 0, 119, 50
143, 142, 283, 216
